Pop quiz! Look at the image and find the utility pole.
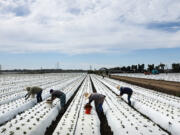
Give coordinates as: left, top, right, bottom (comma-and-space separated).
90, 65, 92, 71
56, 62, 60, 69
0, 64, 1, 74
40, 66, 43, 74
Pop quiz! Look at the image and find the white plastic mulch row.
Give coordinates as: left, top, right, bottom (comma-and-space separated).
0, 73, 83, 98
0, 76, 85, 135
0, 75, 58, 98
0, 74, 78, 103
99, 76, 180, 118
114, 73, 180, 82
0, 79, 61, 105
53, 75, 100, 135
0, 74, 54, 97
105, 77, 180, 107
74, 76, 100, 135
0, 75, 83, 125
0, 91, 26, 105
91, 75, 168, 135
96, 75, 180, 135
0, 74, 82, 106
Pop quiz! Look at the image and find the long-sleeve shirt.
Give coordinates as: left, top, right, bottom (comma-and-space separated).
120, 87, 133, 96
25, 86, 43, 99
88, 93, 106, 105
51, 90, 65, 100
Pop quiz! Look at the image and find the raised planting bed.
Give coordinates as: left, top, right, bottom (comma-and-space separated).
52, 76, 100, 135
91, 74, 169, 135
110, 75, 180, 97
96, 75, 180, 135
0, 76, 85, 135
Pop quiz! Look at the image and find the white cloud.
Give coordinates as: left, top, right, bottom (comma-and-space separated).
0, 0, 180, 54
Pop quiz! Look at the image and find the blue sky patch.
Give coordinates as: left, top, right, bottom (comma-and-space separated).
147, 22, 180, 32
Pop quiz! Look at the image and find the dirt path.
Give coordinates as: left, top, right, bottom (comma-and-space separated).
110, 75, 180, 97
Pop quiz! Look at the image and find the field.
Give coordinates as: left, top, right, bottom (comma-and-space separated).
110, 74, 180, 97
113, 73, 180, 82
0, 73, 180, 135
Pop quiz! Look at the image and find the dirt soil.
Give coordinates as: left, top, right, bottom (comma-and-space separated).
110, 75, 180, 97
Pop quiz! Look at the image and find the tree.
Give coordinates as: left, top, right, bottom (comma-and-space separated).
121, 66, 126, 72
138, 64, 145, 73
127, 66, 131, 72
155, 64, 160, 70
159, 63, 165, 70
148, 64, 154, 72
172, 63, 180, 72
131, 65, 137, 72
158, 63, 165, 73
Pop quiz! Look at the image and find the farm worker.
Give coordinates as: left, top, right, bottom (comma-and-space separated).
49, 89, 66, 109
84, 92, 106, 113
117, 85, 133, 106
25, 86, 43, 103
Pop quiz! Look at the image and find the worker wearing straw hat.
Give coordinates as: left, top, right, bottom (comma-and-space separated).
117, 85, 133, 106
84, 92, 106, 113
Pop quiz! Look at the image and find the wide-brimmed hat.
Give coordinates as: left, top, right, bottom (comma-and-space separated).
116, 85, 120, 90
84, 92, 90, 99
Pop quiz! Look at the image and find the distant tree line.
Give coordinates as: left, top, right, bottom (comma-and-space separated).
111, 63, 180, 73
90, 63, 180, 75
172, 63, 180, 72
1, 69, 87, 74
0, 64, 1, 74
1, 63, 180, 74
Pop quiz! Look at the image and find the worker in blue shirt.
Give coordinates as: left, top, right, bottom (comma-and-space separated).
117, 85, 133, 106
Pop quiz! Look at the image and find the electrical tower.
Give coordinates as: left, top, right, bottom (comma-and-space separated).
56, 62, 60, 69
0, 64, 2, 74
90, 65, 92, 70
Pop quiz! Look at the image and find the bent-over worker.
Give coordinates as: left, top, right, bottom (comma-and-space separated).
49, 89, 66, 109
117, 85, 133, 106
84, 92, 106, 113
25, 86, 43, 103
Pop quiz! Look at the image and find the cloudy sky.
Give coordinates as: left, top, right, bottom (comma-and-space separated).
0, 0, 180, 70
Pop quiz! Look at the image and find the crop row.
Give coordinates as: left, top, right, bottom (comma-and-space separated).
1, 74, 178, 135
53, 75, 100, 135
0, 74, 82, 105
0, 75, 85, 135
114, 73, 180, 82
95, 75, 180, 135
0, 74, 80, 98
91, 75, 168, 135
0, 75, 83, 125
